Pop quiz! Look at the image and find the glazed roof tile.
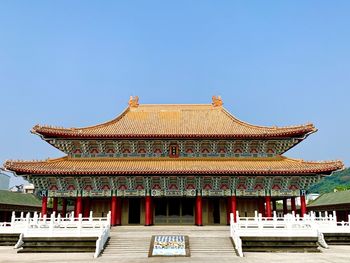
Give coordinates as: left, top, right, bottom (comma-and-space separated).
32, 104, 316, 139
3, 156, 343, 176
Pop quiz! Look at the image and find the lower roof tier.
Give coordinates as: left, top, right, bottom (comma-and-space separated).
4, 156, 343, 176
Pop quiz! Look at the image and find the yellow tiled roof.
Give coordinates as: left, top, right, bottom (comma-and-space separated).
4, 156, 343, 176
32, 104, 316, 139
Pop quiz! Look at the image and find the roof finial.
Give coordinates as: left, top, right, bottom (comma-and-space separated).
128, 96, 139, 108
212, 95, 223, 107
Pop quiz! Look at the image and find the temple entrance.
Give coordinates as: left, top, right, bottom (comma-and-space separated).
154, 198, 195, 225
128, 198, 141, 224
206, 198, 223, 224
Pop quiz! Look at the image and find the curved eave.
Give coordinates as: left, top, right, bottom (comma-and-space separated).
4, 157, 343, 177
32, 127, 316, 140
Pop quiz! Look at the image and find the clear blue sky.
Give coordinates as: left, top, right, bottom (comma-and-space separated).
1, 1, 349, 186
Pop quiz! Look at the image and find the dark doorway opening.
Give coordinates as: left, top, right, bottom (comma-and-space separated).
213, 199, 220, 224
128, 198, 141, 224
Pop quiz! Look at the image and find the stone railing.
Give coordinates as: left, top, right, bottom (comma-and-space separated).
229, 210, 350, 257
1, 211, 111, 258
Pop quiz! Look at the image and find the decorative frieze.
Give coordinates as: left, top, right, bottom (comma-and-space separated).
31, 174, 321, 198
48, 139, 300, 158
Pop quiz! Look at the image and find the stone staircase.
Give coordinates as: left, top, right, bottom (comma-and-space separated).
17, 237, 98, 253
0, 233, 20, 246
324, 233, 350, 245
101, 225, 237, 259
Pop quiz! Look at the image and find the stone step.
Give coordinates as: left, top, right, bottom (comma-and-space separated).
102, 226, 236, 258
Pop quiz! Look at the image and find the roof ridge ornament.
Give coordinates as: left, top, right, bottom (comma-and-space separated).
212, 95, 223, 107
128, 96, 139, 108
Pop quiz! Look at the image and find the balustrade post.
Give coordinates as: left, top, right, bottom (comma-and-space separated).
78, 214, 82, 235
89, 211, 93, 221
11, 211, 15, 225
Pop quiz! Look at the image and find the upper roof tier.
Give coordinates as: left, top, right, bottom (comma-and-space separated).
32, 96, 317, 139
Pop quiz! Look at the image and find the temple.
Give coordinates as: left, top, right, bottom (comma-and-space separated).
3, 96, 343, 226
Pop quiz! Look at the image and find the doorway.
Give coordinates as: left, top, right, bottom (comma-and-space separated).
128, 198, 141, 224
154, 198, 194, 225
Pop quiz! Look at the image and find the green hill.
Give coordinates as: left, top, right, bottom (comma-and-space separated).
308, 167, 350, 194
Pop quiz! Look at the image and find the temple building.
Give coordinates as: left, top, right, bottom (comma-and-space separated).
3, 96, 343, 226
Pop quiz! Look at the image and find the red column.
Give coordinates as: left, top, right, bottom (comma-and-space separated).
230, 196, 237, 222
83, 197, 91, 218
283, 199, 288, 214
300, 195, 307, 217
265, 196, 272, 217
41, 196, 48, 216
195, 196, 203, 226
61, 198, 67, 217
52, 197, 58, 214
75, 196, 83, 218
258, 198, 265, 215
291, 197, 296, 213
116, 197, 122, 225
145, 196, 152, 226
111, 196, 117, 226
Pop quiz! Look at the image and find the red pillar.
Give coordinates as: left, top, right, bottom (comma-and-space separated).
265, 196, 272, 217
41, 196, 48, 216
61, 198, 67, 217
75, 196, 83, 218
116, 197, 122, 225
145, 196, 152, 226
230, 196, 237, 222
258, 198, 265, 215
291, 197, 296, 213
83, 197, 91, 218
300, 195, 307, 217
111, 196, 117, 226
195, 196, 203, 226
52, 197, 58, 214
283, 199, 288, 214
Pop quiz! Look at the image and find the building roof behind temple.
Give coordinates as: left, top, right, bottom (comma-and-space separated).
31, 96, 316, 139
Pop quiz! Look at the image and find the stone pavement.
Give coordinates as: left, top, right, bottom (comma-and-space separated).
1, 245, 350, 263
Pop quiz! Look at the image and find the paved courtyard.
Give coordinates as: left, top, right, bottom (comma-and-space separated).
1, 245, 350, 263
